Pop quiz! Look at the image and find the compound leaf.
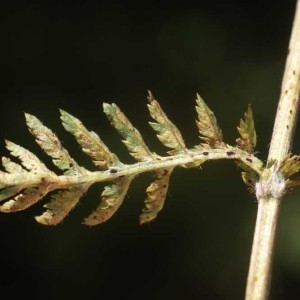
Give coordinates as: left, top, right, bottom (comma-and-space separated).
0, 92, 265, 225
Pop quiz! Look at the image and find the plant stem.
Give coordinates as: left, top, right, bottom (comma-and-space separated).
245, 197, 281, 300
245, 1, 300, 299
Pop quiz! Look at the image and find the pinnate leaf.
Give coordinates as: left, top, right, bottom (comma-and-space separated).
0, 92, 266, 226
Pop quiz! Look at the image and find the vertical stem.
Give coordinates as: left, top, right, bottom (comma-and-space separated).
245, 197, 281, 300
245, 1, 300, 299
267, 1, 300, 161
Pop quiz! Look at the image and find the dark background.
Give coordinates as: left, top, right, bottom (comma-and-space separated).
0, 1, 300, 299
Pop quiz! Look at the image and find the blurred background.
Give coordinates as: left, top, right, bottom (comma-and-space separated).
0, 0, 299, 299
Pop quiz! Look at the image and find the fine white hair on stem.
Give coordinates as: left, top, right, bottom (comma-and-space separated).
255, 171, 286, 199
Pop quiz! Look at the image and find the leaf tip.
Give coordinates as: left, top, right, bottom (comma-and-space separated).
147, 90, 155, 103
24, 112, 32, 121
59, 108, 67, 116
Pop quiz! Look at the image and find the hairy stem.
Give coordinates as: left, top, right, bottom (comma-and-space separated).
245, 1, 300, 299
